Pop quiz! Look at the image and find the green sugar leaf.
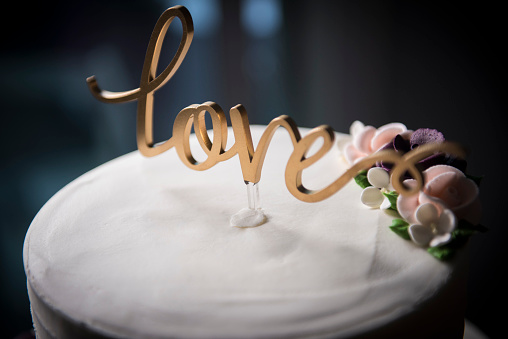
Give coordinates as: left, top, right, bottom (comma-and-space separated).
427, 219, 487, 261
354, 170, 372, 189
449, 220, 488, 248
452, 228, 476, 239
457, 219, 488, 233
382, 191, 399, 211
389, 218, 410, 240
427, 246, 456, 261
474, 224, 488, 233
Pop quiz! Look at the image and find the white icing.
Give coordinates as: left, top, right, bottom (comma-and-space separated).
230, 208, 266, 227
24, 126, 458, 338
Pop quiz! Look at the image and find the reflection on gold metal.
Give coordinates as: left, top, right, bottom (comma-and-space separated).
86, 5, 467, 203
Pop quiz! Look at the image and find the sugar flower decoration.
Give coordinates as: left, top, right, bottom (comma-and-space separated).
408, 203, 456, 247
397, 165, 481, 225
349, 121, 484, 260
343, 121, 407, 164
360, 167, 393, 209
377, 128, 467, 173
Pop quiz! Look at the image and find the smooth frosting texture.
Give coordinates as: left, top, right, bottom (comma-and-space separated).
24, 126, 459, 338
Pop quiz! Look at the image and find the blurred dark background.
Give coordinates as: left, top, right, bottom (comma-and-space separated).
1, 0, 505, 338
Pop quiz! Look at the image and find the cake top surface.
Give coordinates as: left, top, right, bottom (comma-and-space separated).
23, 126, 456, 338
23, 4, 482, 337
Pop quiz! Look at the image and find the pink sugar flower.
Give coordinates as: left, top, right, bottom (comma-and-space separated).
397, 165, 481, 226
343, 121, 407, 164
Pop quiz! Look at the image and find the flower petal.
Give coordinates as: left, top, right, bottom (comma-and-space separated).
361, 187, 385, 208
344, 143, 367, 165
377, 122, 407, 134
375, 142, 395, 171
367, 167, 390, 189
396, 180, 419, 224
371, 123, 407, 151
393, 133, 411, 153
415, 203, 439, 226
436, 208, 457, 234
423, 165, 481, 224
424, 172, 462, 208
409, 224, 433, 247
350, 120, 365, 137
430, 233, 452, 248
410, 128, 445, 149
336, 135, 352, 154
418, 191, 445, 215
380, 198, 392, 210
354, 125, 376, 154
424, 164, 465, 182
451, 177, 480, 212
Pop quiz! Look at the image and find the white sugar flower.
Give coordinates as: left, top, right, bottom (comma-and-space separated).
360, 167, 392, 209
408, 203, 456, 247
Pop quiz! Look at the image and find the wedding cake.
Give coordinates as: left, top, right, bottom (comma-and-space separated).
24, 5, 481, 338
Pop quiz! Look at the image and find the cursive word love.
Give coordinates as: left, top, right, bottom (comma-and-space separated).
86, 5, 466, 203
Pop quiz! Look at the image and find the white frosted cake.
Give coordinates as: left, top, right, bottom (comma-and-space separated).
24, 125, 470, 338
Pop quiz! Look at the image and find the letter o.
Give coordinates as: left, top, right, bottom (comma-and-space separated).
172, 102, 228, 171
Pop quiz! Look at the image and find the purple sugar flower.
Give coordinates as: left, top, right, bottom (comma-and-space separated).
393, 134, 411, 153
377, 132, 411, 171
376, 128, 467, 176
410, 128, 445, 149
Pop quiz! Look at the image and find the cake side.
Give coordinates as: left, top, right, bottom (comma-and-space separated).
23, 126, 466, 338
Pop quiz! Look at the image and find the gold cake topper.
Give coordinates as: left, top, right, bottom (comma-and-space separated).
86, 5, 466, 204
